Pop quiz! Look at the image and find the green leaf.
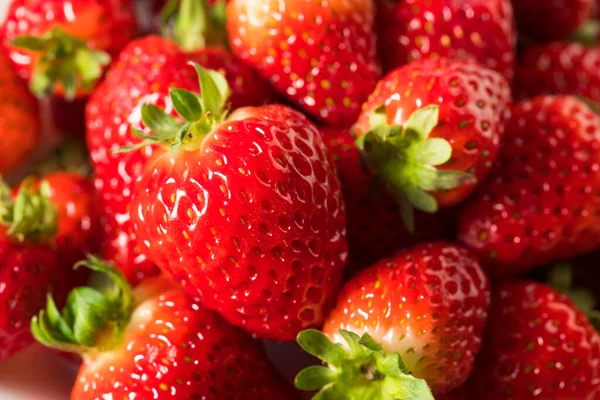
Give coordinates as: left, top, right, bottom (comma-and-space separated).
338, 330, 364, 358
548, 263, 573, 295
414, 167, 473, 191
68, 287, 114, 346
413, 138, 452, 166
191, 62, 230, 118
170, 88, 204, 122
359, 333, 383, 352
404, 105, 439, 140
295, 366, 339, 390
45, 294, 76, 343
404, 185, 438, 213
398, 196, 415, 233
297, 329, 348, 367
369, 105, 388, 130
313, 384, 347, 400
570, 289, 597, 314
140, 104, 181, 136
12, 36, 47, 50
174, 0, 208, 51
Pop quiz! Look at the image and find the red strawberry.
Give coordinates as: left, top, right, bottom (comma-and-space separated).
0, 0, 136, 99
320, 242, 490, 394
0, 181, 67, 362
458, 95, 600, 278
324, 127, 457, 272
31, 257, 296, 399
87, 35, 275, 284
227, 0, 381, 126
458, 281, 600, 399
377, 0, 516, 82
515, 42, 600, 103
129, 65, 347, 341
512, 0, 594, 42
353, 57, 511, 230
0, 51, 40, 175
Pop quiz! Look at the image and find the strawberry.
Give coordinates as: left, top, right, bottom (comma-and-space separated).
514, 42, 600, 103
320, 242, 490, 394
227, 0, 381, 127
0, 51, 40, 175
458, 95, 600, 278
512, 0, 594, 42
0, 180, 67, 362
31, 257, 296, 399
294, 329, 434, 399
0, 0, 136, 99
324, 127, 457, 272
87, 35, 275, 284
377, 0, 516, 82
129, 65, 347, 341
353, 57, 511, 230
458, 280, 600, 399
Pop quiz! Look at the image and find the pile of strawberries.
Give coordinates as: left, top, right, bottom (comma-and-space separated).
1, 0, 600, 398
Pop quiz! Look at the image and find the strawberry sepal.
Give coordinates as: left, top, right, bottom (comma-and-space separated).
12, 27, 111, 100
0, 179, 59, 243
162, 0, 228, 51
355, 105, 473, 232
116, 62, 231, 153
31, 256, 133, 356
295, 329, 433, 400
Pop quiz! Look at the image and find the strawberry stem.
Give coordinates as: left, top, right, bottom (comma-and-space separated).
115, 62, 231, 153
354, 105, 473, 232
31, 256, 134, 356
0, 179, 59, 243
12, 27, 111, 100
295, 329, 433, 400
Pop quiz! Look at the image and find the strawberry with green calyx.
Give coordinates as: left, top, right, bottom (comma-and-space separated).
295, 329, 433, 400
32, 256, 296, 399
355, 105, 472, 231
129, 64, 347, 341
0, 0, 136, 100
0, 179, 67, 363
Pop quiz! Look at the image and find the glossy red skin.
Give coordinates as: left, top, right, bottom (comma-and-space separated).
459, 96, 600, 278
227, 0, 381, 127
354, 58, 512, 207
0, 52, 39, 175
323, 242, 490, 394
39, 173, 99, 269
0, 232, 66, 363
131, 105, 347, 341
72, 276, 296, 399
460, 282, 600, 399
512, 0, 593, 41
377, 0, 516, 82
324, 128, 458, 273
515, 43, 600, 103
86, 36, 276, 284
0, 0, 136, 97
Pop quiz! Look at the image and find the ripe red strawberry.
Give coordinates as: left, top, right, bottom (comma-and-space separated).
0, 51, 40, 175
0, 181, 67, 362
0, 0, 136, 99
458, 95, 600, 278
512, 0, 594, 41
353, 57, 511, 230
227, 0, 381, 126
320, 242, 490, 394
458, 281, 600, 399
87, 35, 275, 284
324, 127, 457, 272
514, 43, 600, 103
129, 66, 347, 341
31, 257, 297, 399
377, 0, 516, 82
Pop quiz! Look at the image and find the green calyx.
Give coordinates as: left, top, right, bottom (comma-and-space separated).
295, 329, 433, 400
569, 19, 600, 45
161, 0, 228, 51
0, 179, 58, 243
116, 62, 231, 153
355, 105, 473, 232
31, 256, 134, 356
12, 26, 111, 100
548, 264, 600, 332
